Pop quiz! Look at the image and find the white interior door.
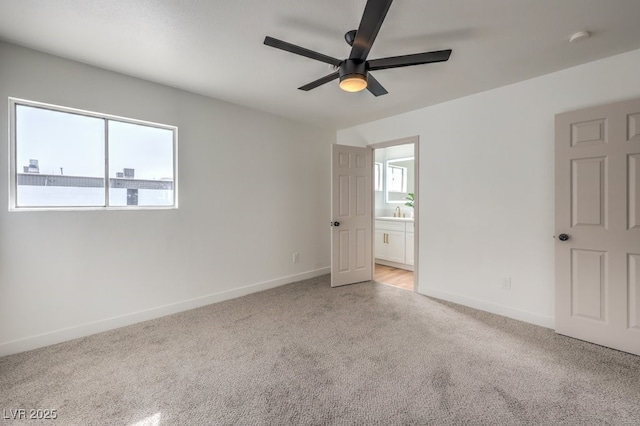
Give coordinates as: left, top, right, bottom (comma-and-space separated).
331, 144, 372, 287
555, 98, 640, 356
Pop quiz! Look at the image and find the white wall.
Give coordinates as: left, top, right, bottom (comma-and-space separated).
339, 48, 640, 328
0, 42, 334, 355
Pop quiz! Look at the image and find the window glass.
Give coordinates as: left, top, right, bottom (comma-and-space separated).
387, 165, 407, 193
374, 162, 383, 192
108, 121, 174, 207
15, 105, 105, 207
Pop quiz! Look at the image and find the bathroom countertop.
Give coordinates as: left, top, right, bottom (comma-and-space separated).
375, 216, 414, 222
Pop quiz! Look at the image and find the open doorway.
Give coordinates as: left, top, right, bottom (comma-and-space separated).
369, 137, 418, 291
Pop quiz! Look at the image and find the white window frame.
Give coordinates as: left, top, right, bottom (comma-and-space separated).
8, 98, 178, 211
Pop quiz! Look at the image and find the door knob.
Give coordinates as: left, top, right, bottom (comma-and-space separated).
558, 234, 569, 241
331, 221, 340, 227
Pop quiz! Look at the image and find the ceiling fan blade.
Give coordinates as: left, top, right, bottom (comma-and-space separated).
368, 49, 452, 71
264, 36, 342, 66
366, 74, 388, 97
298, 71, 340, 91
349, 0, 394, 61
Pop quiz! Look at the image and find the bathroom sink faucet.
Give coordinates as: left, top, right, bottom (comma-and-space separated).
395, 206, 401, 217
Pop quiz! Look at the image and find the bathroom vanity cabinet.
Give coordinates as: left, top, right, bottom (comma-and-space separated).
375, 218, 414, 271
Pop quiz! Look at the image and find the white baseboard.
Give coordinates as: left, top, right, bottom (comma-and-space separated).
419, 287, 554, 329
0, 267, 330, 357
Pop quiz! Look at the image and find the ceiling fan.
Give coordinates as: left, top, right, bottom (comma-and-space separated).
263, 0, 452, 96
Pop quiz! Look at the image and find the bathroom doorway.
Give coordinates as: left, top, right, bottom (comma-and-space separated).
369, 137, 418, 291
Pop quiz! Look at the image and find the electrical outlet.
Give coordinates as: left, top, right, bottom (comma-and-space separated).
293, 253, 300, 263
501, 277, 512, 290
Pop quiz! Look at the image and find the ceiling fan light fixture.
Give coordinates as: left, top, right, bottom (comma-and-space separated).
339, 74, 367, 92
263, 0, 452, 95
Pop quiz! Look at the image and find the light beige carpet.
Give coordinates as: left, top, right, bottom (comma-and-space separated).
1, 275, 639, 425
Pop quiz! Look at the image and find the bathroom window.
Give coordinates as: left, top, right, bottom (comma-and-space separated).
9, 98, 177, 210
374, 162, 383, 191
387, 165, 407, 193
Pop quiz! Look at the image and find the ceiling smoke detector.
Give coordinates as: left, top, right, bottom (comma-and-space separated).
569, 31, 590, 43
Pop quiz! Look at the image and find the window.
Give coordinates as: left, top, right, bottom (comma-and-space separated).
374, 162, 383, 192
387, 164, 407, 193
10, 99, 177, 209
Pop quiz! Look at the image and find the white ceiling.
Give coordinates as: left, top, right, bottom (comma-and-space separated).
1, 0, 640, 130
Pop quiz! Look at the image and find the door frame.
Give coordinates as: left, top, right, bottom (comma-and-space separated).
368, 136, 419, 292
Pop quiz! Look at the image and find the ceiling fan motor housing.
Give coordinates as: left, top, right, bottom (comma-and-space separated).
339, 59, 367, 82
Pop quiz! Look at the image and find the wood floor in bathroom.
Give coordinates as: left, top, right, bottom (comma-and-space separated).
374, 264, 414, 291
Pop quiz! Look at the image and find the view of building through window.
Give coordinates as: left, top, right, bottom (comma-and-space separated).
12, 101, 176, 208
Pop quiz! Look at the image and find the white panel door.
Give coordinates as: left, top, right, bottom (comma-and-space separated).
555, 98, 640, 355
331, 144, 372, 287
